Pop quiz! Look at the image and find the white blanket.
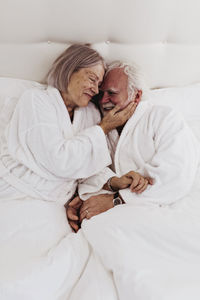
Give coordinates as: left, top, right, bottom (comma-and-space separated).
82, 191, 200, 300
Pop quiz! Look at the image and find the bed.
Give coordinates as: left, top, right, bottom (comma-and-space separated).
0, 0, 200, 299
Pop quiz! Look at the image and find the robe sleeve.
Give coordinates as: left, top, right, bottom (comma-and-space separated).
120, 109, 200, 205
78, 167, 116, 200
25, 124, 111, 179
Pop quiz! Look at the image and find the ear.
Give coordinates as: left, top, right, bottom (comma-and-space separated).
133, 90, 142, 104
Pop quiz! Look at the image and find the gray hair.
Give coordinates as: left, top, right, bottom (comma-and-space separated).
105, 61, 149, 101
46, 44, 105, 92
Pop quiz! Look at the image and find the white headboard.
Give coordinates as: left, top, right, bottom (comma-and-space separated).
1, 0, 200, 88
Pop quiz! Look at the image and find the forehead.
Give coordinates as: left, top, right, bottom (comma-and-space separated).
101, 68, 128, 90
80, 64, 105, 80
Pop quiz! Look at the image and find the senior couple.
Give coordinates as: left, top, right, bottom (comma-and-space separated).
0, 43, 198, 299
65, 45, 198, 232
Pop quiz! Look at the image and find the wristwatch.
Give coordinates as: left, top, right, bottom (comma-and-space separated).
113, 192, 123, 206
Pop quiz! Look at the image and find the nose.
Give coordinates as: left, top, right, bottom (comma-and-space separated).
91, 82, 99, 95
101, 91, 109, 103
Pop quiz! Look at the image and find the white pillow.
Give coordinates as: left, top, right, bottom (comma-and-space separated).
0, 77, 45, 104
0, 77, 45, 136
149, 83, 200, 120
0, 78, 200, 141
149, 83, 200, 141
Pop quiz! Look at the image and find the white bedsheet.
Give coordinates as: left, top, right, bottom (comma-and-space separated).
82, 172, 200, 300
1, 181, 200, 300
0, 197, 118, 300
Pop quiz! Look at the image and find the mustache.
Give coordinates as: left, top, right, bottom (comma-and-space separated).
101, 102, 115, 110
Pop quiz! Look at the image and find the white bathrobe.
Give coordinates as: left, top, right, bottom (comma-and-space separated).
80, 101, 199, 205
0, 86, 112, 202
0, 86, 113, 299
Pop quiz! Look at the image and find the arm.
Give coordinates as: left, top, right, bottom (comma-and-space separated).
103, 171, 153, 193
120, 109, 199, 205
8, 89, 111, 179
77, 170, 153, 224
12, 91, 138, 180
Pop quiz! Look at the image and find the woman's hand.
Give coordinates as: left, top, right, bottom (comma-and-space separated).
99, 102, 137, 134
66, 196, 83, 232
110, 171, 154, 194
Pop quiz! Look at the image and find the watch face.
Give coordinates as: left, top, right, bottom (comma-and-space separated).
113, 197, 122, 206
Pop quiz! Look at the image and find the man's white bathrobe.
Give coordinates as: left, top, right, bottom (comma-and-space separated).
80, 101, 200, 300
80, 101, 199, 205
0, 86, 113, 299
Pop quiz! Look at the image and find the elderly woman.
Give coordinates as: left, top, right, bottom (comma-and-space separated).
0, 44, 136, 298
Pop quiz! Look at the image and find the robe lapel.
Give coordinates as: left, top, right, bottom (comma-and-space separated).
114, 102, 150, 175
47, 87, 74, 139
72, 108, 85, 135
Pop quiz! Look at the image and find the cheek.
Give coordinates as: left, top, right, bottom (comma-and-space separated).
81, 79, 91, 90
119, 99, 132, 109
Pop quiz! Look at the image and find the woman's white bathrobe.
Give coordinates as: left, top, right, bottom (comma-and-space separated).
0, 86, 113, 299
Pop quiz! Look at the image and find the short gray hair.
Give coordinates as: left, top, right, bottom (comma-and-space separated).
106, 61, 148, 101
46, 44, 105, 92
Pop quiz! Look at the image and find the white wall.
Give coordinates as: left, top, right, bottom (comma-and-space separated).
0, 0, 200, 88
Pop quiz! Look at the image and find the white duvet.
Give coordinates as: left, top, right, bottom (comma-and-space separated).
82, 188, 200, 300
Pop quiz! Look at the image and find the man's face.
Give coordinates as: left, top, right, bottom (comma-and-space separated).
99, 68, 131, 115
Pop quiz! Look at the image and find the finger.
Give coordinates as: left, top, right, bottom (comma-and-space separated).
67, 207, 79, 221
114, 102, 135, 117
122, 101, 137, 116
133, 177, 145, 191
69, 196, 82, 208
131, 177, 145, 192
127, 172, 140, 188
136, 179, 148, 194
126, 102, 138, 118
80, 210, 91, 222
69, 221, 79, 232
80, 204, 89, 215
146, 177, 154, 185
130, 176, 140, 190
110, 104, 121, 114
69, 220, 79, 232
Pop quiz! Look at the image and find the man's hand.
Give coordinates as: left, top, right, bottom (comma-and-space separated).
79, 194, 114, 223
110, 171, 154, 193
66, 196, 83, 232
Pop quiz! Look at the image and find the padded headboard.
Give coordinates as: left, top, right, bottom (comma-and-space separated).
1, 0, 200, 88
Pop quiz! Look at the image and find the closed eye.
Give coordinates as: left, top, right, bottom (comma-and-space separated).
108, 91, 118, 96
89, 77, 96, 83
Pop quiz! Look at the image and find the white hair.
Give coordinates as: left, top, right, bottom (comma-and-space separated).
105, 60, 149, 101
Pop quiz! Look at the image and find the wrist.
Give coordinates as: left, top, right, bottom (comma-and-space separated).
99, 122, 108, 135
107, 177, 119, 192
113, 192, 124, 206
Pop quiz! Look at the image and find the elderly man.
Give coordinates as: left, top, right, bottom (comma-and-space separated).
67, 61, 199, 231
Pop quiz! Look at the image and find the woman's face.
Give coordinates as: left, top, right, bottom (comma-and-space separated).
66, 63, 104, 108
